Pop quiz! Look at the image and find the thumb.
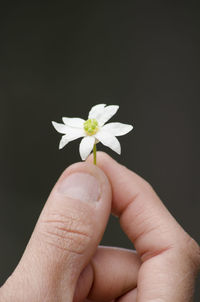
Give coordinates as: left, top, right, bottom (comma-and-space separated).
2, 162, 111, 302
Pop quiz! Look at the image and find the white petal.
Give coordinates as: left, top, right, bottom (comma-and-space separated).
62, 117, 85, 128
88, 104, 106, 120
58, 128, 85, 149
102, 122, 133, 136
95, 129, 121, 154
97, 105, 119, 126
52, 121, 69, 134
79, 136, 95, 160
59, 135, 69, 149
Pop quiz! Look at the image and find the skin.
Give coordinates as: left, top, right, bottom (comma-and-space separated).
0, 152, 199, 302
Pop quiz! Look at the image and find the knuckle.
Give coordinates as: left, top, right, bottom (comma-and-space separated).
140, 178, 155, 194
139, 179, 158, 200
39, 212, 93, 255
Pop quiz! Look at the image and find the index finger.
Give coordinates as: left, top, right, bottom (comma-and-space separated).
87, 152, 200, 301
88, 152, 188, 259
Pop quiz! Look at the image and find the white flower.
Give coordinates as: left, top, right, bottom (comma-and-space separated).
52, 104, 133, 160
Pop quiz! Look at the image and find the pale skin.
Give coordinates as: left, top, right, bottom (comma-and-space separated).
0, 152, 199, 301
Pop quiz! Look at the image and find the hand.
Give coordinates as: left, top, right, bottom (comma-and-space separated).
0, 153, 199, 302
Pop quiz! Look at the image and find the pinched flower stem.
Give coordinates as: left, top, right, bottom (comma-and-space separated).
93, 143, 97, 165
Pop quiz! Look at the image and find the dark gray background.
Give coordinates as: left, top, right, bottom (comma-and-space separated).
0, 1, 199, 300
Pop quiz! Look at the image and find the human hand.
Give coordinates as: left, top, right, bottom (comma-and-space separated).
0, 153, 199, 301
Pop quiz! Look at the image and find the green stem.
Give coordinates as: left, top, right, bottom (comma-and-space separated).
93, 143, 97, 165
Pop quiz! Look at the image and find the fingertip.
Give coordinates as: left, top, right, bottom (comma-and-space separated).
86, 151, 121, 170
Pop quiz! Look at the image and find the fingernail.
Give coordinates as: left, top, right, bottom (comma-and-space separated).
57, 172, 101, 202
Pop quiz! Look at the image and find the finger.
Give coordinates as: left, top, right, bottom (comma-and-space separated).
2, 162, 112, 302
87, 152, 186, 257
87, 152, 200, 301
74, 246, 140, 302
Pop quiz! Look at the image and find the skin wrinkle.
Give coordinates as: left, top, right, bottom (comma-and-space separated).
40, 231, 90, 255
39, 221, 92, 254
37, 198, 98, 259
118, 190, 140, 216
42, 210, 90, 231
40, 219, 91, 238
40, 212, 86, 224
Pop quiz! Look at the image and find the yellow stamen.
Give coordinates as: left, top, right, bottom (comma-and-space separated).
84, 119, 99, 136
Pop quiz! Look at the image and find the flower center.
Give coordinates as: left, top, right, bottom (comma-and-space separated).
84, 118, 99, 136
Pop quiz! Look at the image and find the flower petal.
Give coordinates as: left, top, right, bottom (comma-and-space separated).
97, 105, 119, 126
95, 129, 121, 154
79, 136, 95, 160
102, 122, 133, 136
58, 128, 85, 149
88, 104, 106, 120
52, 121, 69, 134
62, 117, 85, 128
59, 135, 69, 149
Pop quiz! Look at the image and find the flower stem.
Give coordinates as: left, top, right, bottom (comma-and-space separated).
93, 143, 97, 165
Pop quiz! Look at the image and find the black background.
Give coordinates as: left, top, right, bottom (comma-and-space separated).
0, 1, 199, 300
